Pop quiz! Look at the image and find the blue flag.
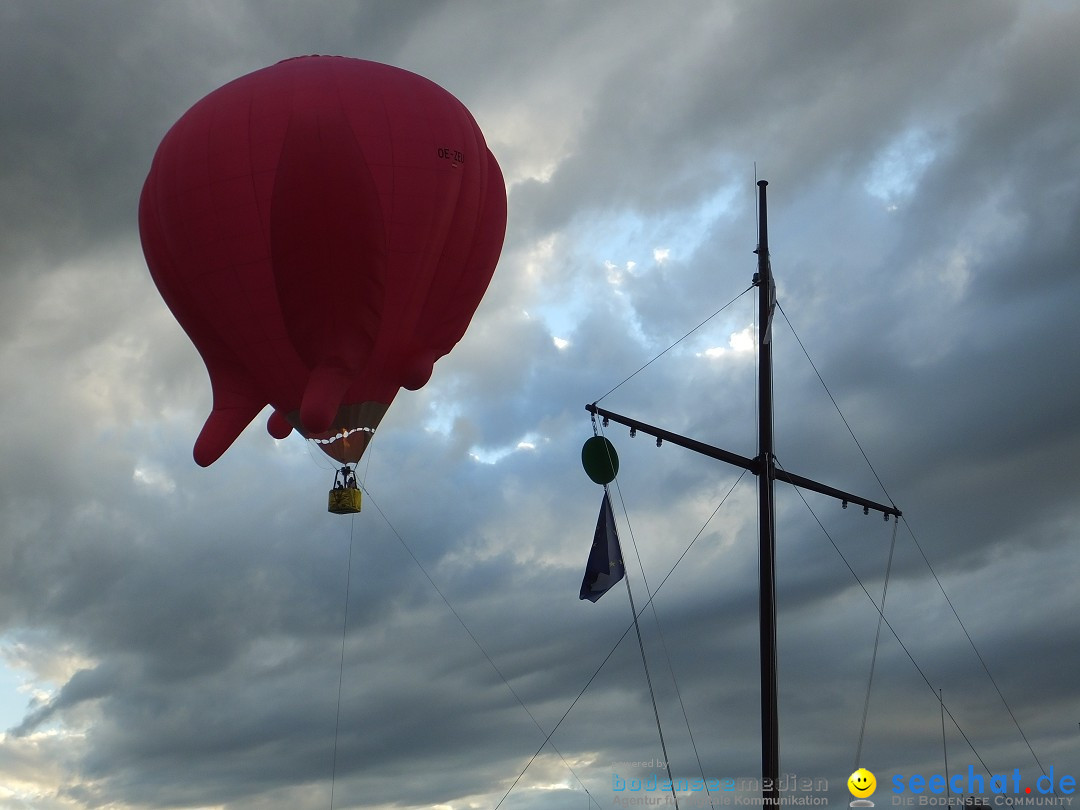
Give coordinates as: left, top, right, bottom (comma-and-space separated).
580, 490, 625, 602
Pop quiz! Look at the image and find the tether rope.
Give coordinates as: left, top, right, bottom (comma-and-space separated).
306, 440, 605, 805
359, 485, 602, 809
328, 515, 355, 810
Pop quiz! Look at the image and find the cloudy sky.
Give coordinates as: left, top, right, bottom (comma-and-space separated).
2, 1, 1079, 808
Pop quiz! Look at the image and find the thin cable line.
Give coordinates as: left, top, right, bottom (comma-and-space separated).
329, 516, 355, 810
775, 458, 995, 777
360, 433, 375, 487
360, 485, 601, 810
496, 471, 748, 808
941, 689, 952, 806
306, 438, 341, 473
773, 302, 1041, 773
775, 301, 897, 510
901, 517, 1047, 776
603, 421, 718, 808
622, 563, 679, 809
649, 618, 717, 809
495, 622, 633, 810
854, 517, 899, 769
604, 470, 680, 807
594, 286, 754, 404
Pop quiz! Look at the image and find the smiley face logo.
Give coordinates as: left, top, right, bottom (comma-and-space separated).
848, 768, 877, 798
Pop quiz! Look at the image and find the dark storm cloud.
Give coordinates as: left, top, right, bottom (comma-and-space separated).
0, 4, 220, 269
1, 1, 1078, 809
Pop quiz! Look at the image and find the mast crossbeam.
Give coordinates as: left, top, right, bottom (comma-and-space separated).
584, 403, 900, 519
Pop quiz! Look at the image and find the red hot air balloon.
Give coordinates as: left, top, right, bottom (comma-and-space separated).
139, 56, 507, 471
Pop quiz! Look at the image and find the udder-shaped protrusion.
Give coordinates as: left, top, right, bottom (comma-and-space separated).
193, 359, 267, 467
299, 363, 355, 435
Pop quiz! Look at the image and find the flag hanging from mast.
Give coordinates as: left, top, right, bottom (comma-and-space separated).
579, 489, 625, 602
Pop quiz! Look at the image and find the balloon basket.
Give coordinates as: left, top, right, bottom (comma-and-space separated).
328, 488, 362, 515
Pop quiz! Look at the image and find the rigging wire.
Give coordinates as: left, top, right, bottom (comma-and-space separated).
602, 419, 717, 809
775, 458, 996, 778
901, 517, 1047, 776
359, 485, 602, 810
592, 417, 695, 808
594, 285, 754, 404
774, 300, 897, 511
854, 516, 899, 770
941, 690, 952, 807
496, 470, 748, 809
775, 300, 1044, 775
329, 515, 355, 810
600, 433, 679, 804
621, 551, 680, 810
495, 623, 633, 810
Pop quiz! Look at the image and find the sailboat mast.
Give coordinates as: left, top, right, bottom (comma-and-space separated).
755, 179, 780, 805
586, 179, 899, 805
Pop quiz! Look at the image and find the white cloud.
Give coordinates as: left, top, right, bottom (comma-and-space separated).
700, 325, 755, 358
132, 463, 176, 494
864, 128, 939, 208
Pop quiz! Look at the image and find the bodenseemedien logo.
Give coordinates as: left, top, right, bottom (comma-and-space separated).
849, 768, 877, 807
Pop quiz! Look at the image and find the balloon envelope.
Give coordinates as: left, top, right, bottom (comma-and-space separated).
139, 56, 507, 465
